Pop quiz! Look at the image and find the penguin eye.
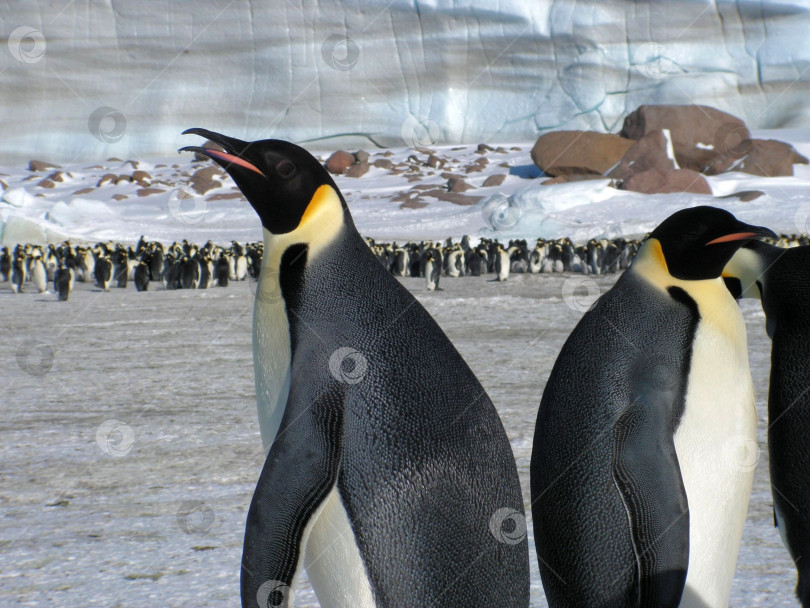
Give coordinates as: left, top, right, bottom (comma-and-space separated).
685, 230, 699, 241
276, 160, 296, 179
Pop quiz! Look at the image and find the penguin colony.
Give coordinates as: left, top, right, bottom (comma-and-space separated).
175, 129, 810, 608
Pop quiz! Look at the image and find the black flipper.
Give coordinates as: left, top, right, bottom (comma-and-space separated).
240, 381, 344, 608
612, 360, 690, 608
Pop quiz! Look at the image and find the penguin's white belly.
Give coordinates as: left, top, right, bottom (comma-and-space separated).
295, 486, 376, 608
252, 268, 291, 454
674, 318, 756, 608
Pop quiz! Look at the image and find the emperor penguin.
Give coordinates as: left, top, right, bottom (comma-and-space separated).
181, 129, 529, 608
530, 206, 775, 608
724, 241, 810, 606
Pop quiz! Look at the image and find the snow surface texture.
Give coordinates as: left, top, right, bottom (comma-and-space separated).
3, 0, 810, 163
0, 276, 797, 606
2, 130, 810, 247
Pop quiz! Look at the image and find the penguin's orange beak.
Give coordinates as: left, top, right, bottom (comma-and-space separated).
178, 128, 265, 177
705, 232, 759, 245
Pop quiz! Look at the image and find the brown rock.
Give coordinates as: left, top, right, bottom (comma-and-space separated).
116, 175, 133, 185
720, 190, 765, 202
345, 161, 370, 178
136, 187, 166, 197
373, 158, 393, 169
29, 160, 61, 172
531, 131, 635, 176
123, 160, 139, 169
97, 173, 118, 187
422, 189, 482, 206
354, 150, 370, 163
407, 175, 422, 182
37, 178, 56, 189
400, 198, 429, 209
132, 170, 153, 185
107, 157, 123, 162
112, 194, 128, 201
192, 166, 223, 181
482, 174, 507, 187
190, 176, 222, 195
495, 147, 507, 154
706, 139, 809, 177
0, 180, 8, 190
464, 158, 489, 174
47, 171, 65, 183
447, 177, 473, 192
426, 155, 446, 169
477, 143, 494, 154
194, 141, 224, 162
619, 168, 712, 195
325, 150, 356, 175
542, 174, 611, 186
608, 129, 679, 181
207, 192, 245, 201
73, 187, 96, 195
620, 104, 750, 172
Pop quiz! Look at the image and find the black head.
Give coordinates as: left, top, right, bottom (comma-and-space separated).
179, 128, 344, 235
648, 206, 776, 280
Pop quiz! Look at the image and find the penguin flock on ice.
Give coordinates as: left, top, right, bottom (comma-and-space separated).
174, 128, 810, 608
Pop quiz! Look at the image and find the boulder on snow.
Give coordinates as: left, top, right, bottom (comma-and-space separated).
531, 131, 635, 176
325, 150, 356, 174
608, 129, 679, 180
620, 104, 749, 172
618, 168, 712, 195
705, 139, 809, 177
28, 159, 61, 172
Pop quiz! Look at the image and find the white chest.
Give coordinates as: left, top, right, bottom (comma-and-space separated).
674, 312, 757, 607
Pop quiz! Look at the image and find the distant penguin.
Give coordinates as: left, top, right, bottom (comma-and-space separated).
114, 249, 128, 288
198, 256, 211, 289
724, 241, 810, 606
181, 128, 529, 608
467, 249, 484, 276
235, 252, 248, 280
531, 206, 774, 607
495, 245, 510, 281
0, 247, 10, 282
54, 265, 71, 301
134, 261, 150, 292
392, 247, 409, 277
424, 251, 441, 291
11, 254, 25, 293
95, 256, 112, 291
149, 246, 164, 280
214, 255, 230, 287
32, 257, 48, 293
180, 256, 200, 289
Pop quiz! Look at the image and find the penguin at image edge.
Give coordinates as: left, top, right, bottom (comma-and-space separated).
180, 129, 529, 608
724, 240, 810, 607
530, 206, 775, 608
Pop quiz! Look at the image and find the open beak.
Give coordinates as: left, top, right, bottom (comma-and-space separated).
178, 128, 264, 176
706, 224, 777, 246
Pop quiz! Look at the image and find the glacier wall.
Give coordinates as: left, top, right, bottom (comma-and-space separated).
1, 0, 810, 163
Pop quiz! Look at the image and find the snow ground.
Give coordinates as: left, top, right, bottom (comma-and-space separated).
0, 273, 798, 607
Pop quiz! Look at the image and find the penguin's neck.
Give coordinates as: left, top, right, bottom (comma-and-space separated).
252, 185, 346, 453
631, 238, 741, 338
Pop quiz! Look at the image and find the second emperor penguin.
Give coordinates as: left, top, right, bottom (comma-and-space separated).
724, 241, 810, 606
531, 206, 775, 608
181, 129, 529, 608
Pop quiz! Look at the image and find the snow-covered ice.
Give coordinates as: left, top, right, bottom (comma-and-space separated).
0, 274, 799, 607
